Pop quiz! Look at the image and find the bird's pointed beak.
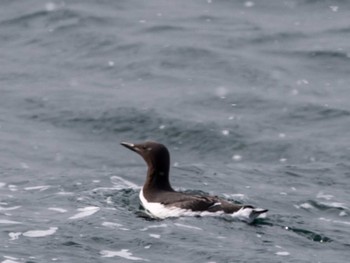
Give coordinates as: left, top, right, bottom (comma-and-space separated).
120, 142, 139, 153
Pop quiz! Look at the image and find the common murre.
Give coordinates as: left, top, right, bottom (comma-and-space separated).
121, 141, 268, 223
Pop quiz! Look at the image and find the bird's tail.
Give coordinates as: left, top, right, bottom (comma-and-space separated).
232, 206, 268, 224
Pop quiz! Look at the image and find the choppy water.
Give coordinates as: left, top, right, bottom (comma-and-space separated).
1, 0, 350, 262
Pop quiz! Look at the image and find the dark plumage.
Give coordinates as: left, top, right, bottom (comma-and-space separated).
121, 141, 267, 220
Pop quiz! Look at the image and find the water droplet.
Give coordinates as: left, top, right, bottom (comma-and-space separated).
45, 2, 56, 12
244, 1, 255, 7
222, 130, 229, 136
329, 6, 338, 12
215, 86, 228, 98
278, 133, 286, 138
232, 155, 242, 161
291, 89, 299, 95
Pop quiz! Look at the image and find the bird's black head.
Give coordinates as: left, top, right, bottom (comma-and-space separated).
120, 141, 170, 177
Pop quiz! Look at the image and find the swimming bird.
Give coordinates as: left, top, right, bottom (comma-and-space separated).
121, 141, 268, 223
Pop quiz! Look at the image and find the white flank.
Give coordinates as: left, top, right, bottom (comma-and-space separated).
139, 189, 267, 223
69, 206, 100, 220
23, 227, 58, 238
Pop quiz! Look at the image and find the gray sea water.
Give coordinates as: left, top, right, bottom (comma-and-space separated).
1, 0, 350, 262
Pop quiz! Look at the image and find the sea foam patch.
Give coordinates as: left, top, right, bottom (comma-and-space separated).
102, 222, 123, 228
48, 207, 67, 213
140, 224, 167, 231
0, 206, 21, 211
174, 223, 202, 231
23, 227, 58, 238
100, 249, 148, 261
24, 185, 51, 191
0, 219, 22, 224
2, 256, 21, 263
110, 176, 140, 190
9, 232, 21, 240
69, 206, 100, 220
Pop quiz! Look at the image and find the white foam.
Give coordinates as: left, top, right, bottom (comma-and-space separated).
100, 249, 148, 261
20, 162, 29, 169
0, 219, 22, 224
232, 155, 242, 161
110, 176, 140, 190
174, 223, 202, 231
320, 202, 348, 209
276, 251, 290, 256
106, 196, 113, 204
329, 5, 339, 12
48, 207, 67, 213
215, 86, 228, 98
9, 232, 21, 240
222, 130, 229, 136
8, 185, 18, 192
56, 191, 74, 196
140, 224, 167, 231
23, 227, 58, 238
45, 2, 56, 12
339, 211, 347, 217
316, 192, 334, 200
319, 217, 350, 226
244, 1, 255, 8
222, 193, 246, 200
2, 259, 20, 263
24, 185, 51, 191
102, 222, 123, 228
0, 182, 6, 188
299, 203, 314, 210
149, 234, 160, 239
69, 206, 100, 220
0, 206, 21, 211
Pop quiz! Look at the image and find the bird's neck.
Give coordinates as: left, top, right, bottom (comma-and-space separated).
144, 167, 173, 192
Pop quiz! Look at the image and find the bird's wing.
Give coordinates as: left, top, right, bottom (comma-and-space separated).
160, 193, 221, 212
